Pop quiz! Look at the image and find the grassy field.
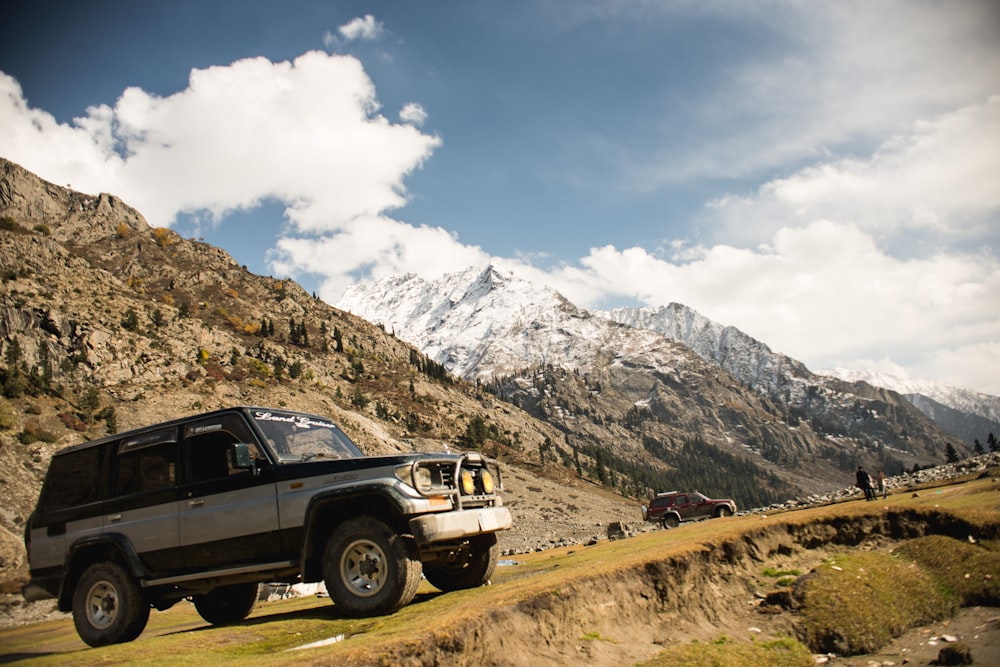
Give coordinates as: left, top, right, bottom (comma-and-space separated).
1, 473, 998, 666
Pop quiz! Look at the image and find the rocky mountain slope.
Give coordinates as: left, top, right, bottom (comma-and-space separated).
0, 157, 640, 592
602, 305, 999, 445
820, 368, 1000, 445
337, 267, 960, 506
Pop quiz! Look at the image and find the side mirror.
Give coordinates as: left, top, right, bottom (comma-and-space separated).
230, 443, 258, 475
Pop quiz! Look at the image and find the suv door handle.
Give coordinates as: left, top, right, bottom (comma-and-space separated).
108, 514, 122, 522
188, 499, 205, 507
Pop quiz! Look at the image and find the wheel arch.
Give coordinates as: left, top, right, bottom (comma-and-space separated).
59, 534, 149, 612
300, 486, 410, 583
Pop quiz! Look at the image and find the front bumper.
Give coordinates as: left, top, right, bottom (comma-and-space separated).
409, 506, 512, 545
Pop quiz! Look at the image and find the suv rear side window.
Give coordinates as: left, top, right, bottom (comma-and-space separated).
38, 446, 106, 512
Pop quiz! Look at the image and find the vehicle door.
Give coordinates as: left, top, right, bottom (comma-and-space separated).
688, 493, 711, 519
103, 429, 181, 576
673, 494, 692, 519
177, 414, 280, 571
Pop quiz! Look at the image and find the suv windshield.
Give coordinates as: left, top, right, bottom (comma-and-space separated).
249, 409, 363, 462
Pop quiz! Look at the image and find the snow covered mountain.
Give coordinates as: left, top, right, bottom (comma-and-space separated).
600, 303, 812, 398
818, 369, 1000, 445
601, 306, 1000, 445
337, 266, 691, 381
337, 266, 958, 496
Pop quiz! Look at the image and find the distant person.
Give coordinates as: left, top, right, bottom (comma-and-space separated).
856, 466, 874, 501
876, 469, 886, 499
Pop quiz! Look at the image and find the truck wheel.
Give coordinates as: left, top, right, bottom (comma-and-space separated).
714, 506, 733, 518
72, 561, 150, 647
424, 533, 499, 592
193, 583, 259, 625
662, 515, 680, 529
323, 516, 421, 617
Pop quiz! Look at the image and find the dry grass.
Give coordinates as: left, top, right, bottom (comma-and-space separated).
642, 635, 813, 667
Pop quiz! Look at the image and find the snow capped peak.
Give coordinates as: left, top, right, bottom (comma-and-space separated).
819, 368, 1000, 422
336, 266, 682, 380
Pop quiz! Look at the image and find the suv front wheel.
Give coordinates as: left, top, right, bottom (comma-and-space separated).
323, 516, 421, 617
72, 561, 150, 647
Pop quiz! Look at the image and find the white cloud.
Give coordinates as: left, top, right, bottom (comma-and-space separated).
269, 215, 491, 302
707, 97, 1000, 247
339, 15, 384, 42
0, 52, 440, 232
399, 103, 428, 127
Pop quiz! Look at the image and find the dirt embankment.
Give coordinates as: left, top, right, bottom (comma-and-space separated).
330, 507, 1000, 667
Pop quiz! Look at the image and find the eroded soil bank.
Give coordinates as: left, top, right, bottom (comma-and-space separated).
329, 506, 1000, 667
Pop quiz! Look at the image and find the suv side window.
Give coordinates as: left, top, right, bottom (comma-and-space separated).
183, 415, 262, 483
114, 430, 177, 497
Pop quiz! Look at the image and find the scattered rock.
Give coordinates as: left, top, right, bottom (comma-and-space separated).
932, 641, 973, 665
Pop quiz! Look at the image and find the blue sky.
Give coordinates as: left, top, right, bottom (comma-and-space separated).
1, 1, 999, 395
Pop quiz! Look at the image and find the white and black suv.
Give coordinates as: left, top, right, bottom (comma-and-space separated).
22, 407, 511, 647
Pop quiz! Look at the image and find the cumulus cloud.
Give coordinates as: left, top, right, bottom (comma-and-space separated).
0, 52, 440, 232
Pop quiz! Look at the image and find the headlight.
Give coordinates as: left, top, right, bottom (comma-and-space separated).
460, 470, 476, 495
480, 469, 495, 494
414, 466, 432, 490
394, 464, 415, 488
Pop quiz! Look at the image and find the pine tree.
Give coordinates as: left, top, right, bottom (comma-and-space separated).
945, 442, 960, 463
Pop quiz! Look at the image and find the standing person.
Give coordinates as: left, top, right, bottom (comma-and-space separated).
856, 466, 874, 501
876, 469, 886, 499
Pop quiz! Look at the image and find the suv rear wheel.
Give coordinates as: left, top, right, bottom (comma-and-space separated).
193, 583, 259, 625
662, 515, 680, 529
424, 533, 499, 592
72, 561, 150, 647
323, 516, 421, 616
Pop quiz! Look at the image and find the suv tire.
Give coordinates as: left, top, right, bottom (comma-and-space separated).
72, 561, 150, 647
193, 583, 259, 625
424, 533, 499, 592
323, 517, 421, 617
662, 515, 680, 529
714, 506, 733, 518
